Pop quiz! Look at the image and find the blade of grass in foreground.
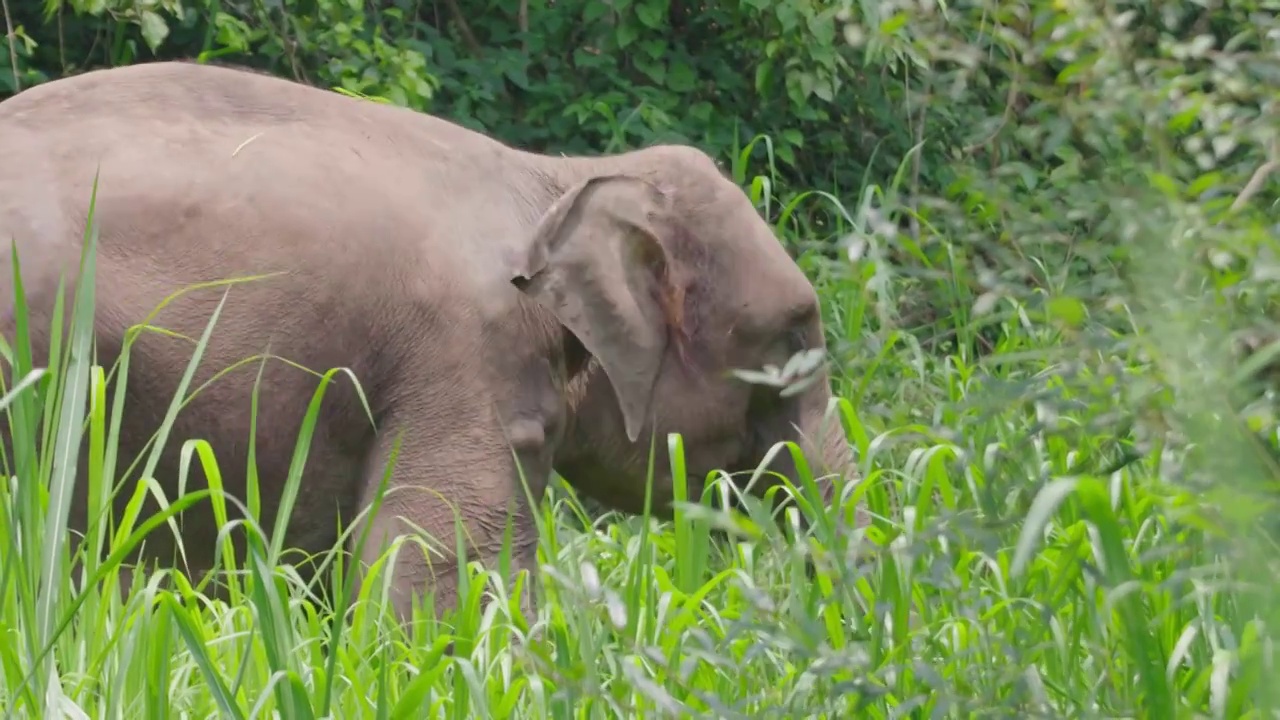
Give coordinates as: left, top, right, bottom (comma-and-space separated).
165, 592, 248, 720
35, 172, 102, 704
1, 258, 49, 689
248, 364, 373, 719
2, 240, 42, 489
669, 432, 710, 597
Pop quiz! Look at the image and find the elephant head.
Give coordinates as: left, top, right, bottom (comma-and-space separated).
512, 145, 854, 523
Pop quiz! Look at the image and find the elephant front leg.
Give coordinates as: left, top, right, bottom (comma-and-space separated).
349, 421, 545, 628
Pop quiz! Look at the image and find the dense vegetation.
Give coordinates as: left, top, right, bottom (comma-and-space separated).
3, 0, 1280, 716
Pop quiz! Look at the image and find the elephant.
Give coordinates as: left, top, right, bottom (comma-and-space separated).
0, 61, 855, 623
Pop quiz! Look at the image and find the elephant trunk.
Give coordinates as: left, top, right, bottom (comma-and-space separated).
796, 398, 855, 511
747, 383, 855, 519
792, 393, 863, 579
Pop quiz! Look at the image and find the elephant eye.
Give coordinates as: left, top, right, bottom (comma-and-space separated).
786, 326, 810, 353
779, 308, 821, 356
761, 326, 810, 374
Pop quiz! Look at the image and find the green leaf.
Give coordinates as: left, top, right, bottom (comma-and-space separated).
617, 21, 639, 48
139, 10, 169, 51
1168, 99, 1204, 132
1148, 171, 1181, 199
776, 142, 796, 167
880, 12, 908, 35
640, 39, 666, 59
584, 1, 610, 23
635, 56, 666, 85
755, 61, 773, 93
1046, 295, 1087, 329
1011, 478, 1079, 577
787, 69, 815, 103
813, 77, 834, 103
667, 61, 696, 93
166, 597, 247, 720
775, 3, 799, 32
807, 11, 836, 45
636, 0, 665, 29
1187, 171, 1224, 198
388, 636, 455, 720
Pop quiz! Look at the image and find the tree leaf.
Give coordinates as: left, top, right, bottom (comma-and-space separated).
617, 21, 639, 48
667, 61, 696, 93
636, 0, 665, 30
139, 10, 170, 52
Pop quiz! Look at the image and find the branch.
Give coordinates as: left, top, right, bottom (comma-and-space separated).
962, 75, 1021, 156
1230, 141, 1279, 214
2, 0, 19, 93
518, 0, 528, 53
443, 0, 484, 58
908, 76, 928, 240
251, 0, 306, 83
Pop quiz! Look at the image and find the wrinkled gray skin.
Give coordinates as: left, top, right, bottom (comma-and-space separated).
0, 62, 854, 622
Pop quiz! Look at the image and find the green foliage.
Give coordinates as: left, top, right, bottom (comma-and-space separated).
3, 0, 1280, 715
1, 0, 947, 199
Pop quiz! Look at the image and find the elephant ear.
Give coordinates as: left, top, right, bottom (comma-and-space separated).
511, 175, 679, 443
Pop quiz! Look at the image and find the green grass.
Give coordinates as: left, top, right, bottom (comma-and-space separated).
0, 168, 1276, 720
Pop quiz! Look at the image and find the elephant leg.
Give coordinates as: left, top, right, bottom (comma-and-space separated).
348, 416, 544, 628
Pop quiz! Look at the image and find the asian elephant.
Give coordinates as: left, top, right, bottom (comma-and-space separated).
0, 61, 854, 622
